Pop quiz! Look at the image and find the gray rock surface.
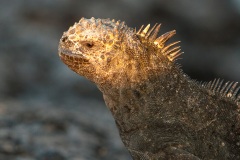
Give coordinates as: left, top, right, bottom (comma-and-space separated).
0, 0, 239, 159
0, 100, 130, 160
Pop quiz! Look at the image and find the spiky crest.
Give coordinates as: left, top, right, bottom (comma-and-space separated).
136, 24, 183, 62
76, 19, 182, 62
202, 79, 240, 102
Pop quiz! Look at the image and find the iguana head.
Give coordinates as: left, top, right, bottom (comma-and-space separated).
58, 17, 181, 87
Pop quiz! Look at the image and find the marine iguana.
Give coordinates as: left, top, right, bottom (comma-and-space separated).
58, 17, 240, 159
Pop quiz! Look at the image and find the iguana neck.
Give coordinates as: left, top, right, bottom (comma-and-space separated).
99, 63, 240, 158
97, 62, 187, 126
98, 63, 238, 137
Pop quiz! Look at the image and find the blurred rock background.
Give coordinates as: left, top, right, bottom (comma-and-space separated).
0, 0, 239, 159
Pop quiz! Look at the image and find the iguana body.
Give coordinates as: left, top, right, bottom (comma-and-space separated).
58, 17, 240, 159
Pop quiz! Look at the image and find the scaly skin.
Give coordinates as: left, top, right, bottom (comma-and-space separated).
58, 17, 240, 160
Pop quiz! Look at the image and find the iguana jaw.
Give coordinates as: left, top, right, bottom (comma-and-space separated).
58, 46, 90, 65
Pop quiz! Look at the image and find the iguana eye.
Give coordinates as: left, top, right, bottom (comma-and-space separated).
85, 42, 94, 48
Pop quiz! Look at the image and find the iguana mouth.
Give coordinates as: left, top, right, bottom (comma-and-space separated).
58, 47, 90, 64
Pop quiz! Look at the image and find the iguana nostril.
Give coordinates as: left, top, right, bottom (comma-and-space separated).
61, 36, 68, 42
